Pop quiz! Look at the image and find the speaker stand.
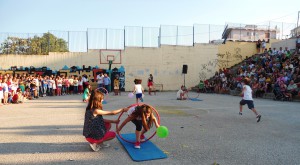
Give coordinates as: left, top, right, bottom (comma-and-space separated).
184, 74, 186, 87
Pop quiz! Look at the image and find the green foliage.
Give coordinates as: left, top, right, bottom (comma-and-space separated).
0, 32, 69, 55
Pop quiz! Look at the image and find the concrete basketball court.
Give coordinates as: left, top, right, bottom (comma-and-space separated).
0, 92, 299, 165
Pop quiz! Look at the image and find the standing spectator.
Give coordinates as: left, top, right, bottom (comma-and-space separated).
261, 39, 266, 53
64, 77, 70, 95
82, 74, 89, 90
61, 76, 66, 95
68, 75, 74, 95
73, 77, 79, 94
0, 81, 3, 105
56, 76, 62, 96
42, 77, 48, 97
113, 76, 120, 96
147, 74, 154, 95
103, 73, 111, 93
296, 36, 300, 54
256, 39, 261, 54
78, 76, 83, 94
96, 73, 104, 89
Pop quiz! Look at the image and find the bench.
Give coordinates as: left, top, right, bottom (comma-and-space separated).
153, 84, 163, 92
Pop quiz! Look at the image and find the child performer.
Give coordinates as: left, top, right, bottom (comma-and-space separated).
83, 89, 128, 152
239, 78, 262, 122
177, 85, 187, 100
83, 84, 91, 102
133, 79, 144, 103
117, 104, 160, 149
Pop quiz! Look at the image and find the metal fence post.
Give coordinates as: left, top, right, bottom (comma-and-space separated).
68, 31, 70, 52
142, 27, 144, 47
208, 24, 210, 43
123, 27, 125, 49
159, 25, 161, 47
193, 25, 194, 46
86, 29, 89, 52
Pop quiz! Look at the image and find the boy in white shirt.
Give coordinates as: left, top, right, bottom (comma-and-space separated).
239, 78, 262, 122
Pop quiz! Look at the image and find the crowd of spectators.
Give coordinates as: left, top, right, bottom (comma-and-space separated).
203, 46, 300, 100
0, 73, 90, 105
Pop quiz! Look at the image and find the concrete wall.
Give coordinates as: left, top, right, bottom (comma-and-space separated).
0, 42, 267, 90
271, 38, 297, 50
123, 44, 218, 90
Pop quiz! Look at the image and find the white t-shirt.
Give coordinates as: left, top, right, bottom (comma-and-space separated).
127, 106, 141, 120
262, 41, 266, 48
97, 75, 104, 84
82, 77, 88, 83
134, 84, 143, 94
78, 79, 83, 86
243, 85, 253, 100
176, 89, 184, 99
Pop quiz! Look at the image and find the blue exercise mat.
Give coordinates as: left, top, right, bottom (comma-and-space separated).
117, 133, 168, 162
189, 98, 202, 101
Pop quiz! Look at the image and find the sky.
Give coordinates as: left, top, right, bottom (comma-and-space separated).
0, 0, 299, 33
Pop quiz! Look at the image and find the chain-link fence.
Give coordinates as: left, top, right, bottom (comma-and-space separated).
0, 21, 297, 54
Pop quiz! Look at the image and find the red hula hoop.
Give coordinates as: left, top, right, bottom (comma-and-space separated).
116, 103, 160, 144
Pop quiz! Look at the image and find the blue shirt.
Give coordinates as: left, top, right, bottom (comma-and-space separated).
104, 77, 111, 85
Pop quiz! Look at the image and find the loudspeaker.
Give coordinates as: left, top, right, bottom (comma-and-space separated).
182, 65, 188, 74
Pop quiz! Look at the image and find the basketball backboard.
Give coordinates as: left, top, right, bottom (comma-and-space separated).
100, 49, 122, 64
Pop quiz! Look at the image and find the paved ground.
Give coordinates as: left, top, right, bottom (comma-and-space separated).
0, 92, 299, 165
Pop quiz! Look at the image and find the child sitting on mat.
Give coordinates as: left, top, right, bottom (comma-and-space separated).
83, 89, 129, 152
117, 104, 160, 149
177, 85, 187, 100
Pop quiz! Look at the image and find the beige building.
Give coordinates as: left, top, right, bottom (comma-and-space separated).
222, 24, 278, 42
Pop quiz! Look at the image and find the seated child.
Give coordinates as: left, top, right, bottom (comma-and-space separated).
177, 85, 187, 100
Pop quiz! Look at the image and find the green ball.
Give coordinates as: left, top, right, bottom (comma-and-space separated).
156, 126, 169, 138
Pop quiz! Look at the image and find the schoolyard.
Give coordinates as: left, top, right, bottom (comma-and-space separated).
0, 92, 299, 165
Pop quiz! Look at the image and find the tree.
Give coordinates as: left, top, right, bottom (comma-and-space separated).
0, 32, 69, 55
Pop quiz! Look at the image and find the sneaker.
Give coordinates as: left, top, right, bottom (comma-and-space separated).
99, 143, 110, 148
89, 143, 100, 152
134, 142, 141, 149
140, 134, 145, 142
239, 112, 242, 115
256, 115, 261, 122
